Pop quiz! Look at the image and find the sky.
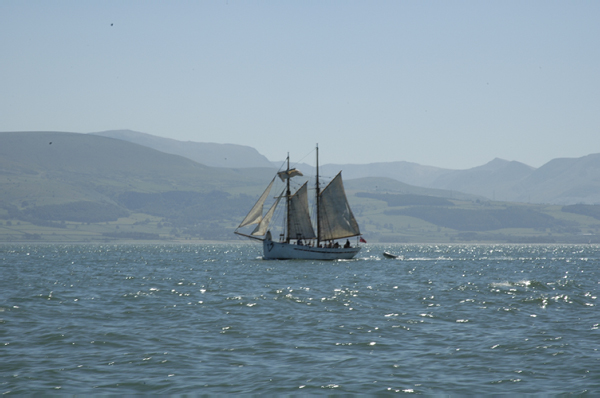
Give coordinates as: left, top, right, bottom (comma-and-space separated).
2, 1, 599, 170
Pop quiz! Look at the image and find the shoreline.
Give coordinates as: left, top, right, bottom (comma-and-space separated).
0, 240, 598, 246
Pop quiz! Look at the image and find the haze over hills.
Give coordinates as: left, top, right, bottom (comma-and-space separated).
289, 161, 451, 187
91, 130, 455, 187
94, 129, 600, 205
528, 155, 600, 203
0, 131, 472, 208
0, 131, 478, 241
0, 131, 280, 238
422, 155, 600, 205
426, 158, 537, 202
342, 177, 481, 201
91, 130, 273, 168
311, 156, 600, 205
0, 131, 277, 196
2, 131, 600, 243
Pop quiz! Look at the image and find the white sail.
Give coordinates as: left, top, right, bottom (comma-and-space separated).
318, 172, 361, 241
236, 149, 363, 260
288, 182, 316, 240
251, 194, 282, 236
238, 178, 275, 228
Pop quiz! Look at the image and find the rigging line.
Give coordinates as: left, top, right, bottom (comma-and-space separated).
275, 158, 288, 173
290, 147, 316, 170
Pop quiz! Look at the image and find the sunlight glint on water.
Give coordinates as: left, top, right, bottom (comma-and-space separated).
1, 244, 599, 394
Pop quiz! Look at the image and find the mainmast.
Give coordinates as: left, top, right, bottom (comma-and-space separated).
285, 153, 291, 244
316, 144, 320, 247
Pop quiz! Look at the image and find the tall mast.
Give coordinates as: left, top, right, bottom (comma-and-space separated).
316, 144, 320, 246
286, 153, 291, 243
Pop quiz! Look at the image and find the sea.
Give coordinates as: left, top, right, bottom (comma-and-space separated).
1, 243, 599, 395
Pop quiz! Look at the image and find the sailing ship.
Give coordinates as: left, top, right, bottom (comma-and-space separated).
235, 146, 363, 260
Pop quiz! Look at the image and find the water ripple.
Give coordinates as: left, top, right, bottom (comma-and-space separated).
1, 243, 599, 394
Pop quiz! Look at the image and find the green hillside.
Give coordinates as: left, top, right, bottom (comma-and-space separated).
0, 131, 275, 241
0, 131, 276, 196
348, 192, 600, 243
1, 131, 600, 243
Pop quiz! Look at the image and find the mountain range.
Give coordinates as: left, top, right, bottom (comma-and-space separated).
92, 129, 600, 205
2, 130, 600, 243
91, 130, 273, 168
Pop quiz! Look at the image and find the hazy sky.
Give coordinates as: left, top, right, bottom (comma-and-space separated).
2, 1, 599, 169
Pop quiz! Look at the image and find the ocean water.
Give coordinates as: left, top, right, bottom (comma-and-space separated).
1, 243, 599, 394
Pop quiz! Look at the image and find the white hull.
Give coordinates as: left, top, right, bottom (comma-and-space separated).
263, 238, 360, 260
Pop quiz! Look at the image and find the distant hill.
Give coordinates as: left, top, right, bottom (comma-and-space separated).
91, 129, 273, 168
3, 130, 600, 243
289, 156, 600, 205
514, 154, 600, 204
422, 155, 600, 205
0, 131, 277, 197
88, 130, 600, 205
343, 177, 481, 201
1, 131, 489, 242
293, 161, 451, 187
0, 131, 277, 239
426, 158, 536, 202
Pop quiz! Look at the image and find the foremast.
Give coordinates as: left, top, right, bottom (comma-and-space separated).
316, 144, 321, 247
285, 153, 291, 244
